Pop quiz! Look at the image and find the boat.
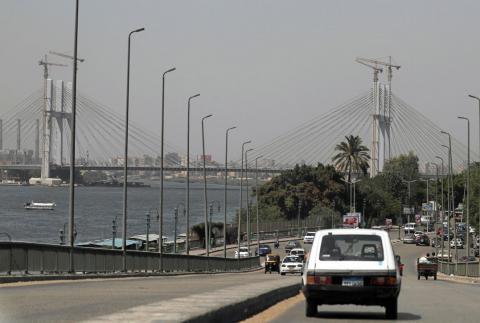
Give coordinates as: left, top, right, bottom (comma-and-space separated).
24, 201, 56, 210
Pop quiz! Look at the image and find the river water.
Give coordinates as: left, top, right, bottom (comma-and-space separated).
0, 182, 244, 244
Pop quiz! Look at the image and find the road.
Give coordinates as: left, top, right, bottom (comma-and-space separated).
0, 240, 300, 322
252, 240, 480, 323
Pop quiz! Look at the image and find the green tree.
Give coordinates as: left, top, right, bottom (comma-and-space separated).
332, 135, 370, 181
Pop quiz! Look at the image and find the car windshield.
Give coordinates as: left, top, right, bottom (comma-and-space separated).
319, 234, 384, 261
283, 256, 300, 263
239, 248, 248, 252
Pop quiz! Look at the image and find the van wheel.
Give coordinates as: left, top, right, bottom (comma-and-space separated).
385, 298, 398, 320
417, 274, 420, 280
425, 275, 428, 280
434, 274, 437, 280
280, 272, 286, 276
305, 298, 317, 317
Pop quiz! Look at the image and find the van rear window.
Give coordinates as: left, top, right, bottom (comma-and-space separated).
319, 234, 384, 261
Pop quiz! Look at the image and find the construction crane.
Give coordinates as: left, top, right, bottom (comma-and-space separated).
38, 55, 67, 80
49, 51, 85, 63
355, 56, 400, 83
355, 57, 383, 82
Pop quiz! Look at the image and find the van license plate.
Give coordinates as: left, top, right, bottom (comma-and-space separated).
342, 277, 363, 287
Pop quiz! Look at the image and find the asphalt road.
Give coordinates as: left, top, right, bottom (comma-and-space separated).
0, 240, 307, 322
265, 241, 480, 323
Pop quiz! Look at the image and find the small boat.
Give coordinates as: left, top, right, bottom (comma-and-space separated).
24, 201, 56, 210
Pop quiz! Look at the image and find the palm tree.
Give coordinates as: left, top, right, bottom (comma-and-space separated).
332, 135, 370, 181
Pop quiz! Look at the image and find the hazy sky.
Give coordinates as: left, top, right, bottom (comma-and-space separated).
1, 0, 480, 160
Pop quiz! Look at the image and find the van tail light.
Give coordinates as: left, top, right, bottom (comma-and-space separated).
307, 273, 332, 285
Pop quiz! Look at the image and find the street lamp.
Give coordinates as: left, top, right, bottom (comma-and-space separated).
186, 93, 200, 255
238, 140, 251, 262
68, 0, 80, 274
245, 148, 254, 252
458, 116, 471, 258
202, 114, 213, 255
224, 126, 236, 259
122, 26, 145, 272
441, 131, 456, 271
340, 178, 353, 212
255, 155, 263, 253
159, 66, 176, 272
468, 94, 480, 275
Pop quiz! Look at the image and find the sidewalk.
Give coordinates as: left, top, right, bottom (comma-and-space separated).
437, 272, 480, 285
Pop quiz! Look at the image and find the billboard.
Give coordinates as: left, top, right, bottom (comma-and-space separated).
343, 213, 361, 228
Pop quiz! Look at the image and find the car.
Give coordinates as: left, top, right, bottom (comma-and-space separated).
285, 240, 301, 253
403, 234, 416, 244
436, 250, 452, 261
234, 246, 250, 258
303, 232, 316, 244
302, 229, 401, 319
415, 234, 430, 246
442, 230, 453, 241
413, 231, 424, 239
280, 255, 304, 275
255, 244, 272, 256
290, 248, 306, 261
404, 223, 415, 234
450, 238, 464, 249
459, 255, 477, 263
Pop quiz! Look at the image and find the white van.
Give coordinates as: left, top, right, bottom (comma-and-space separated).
404, 222, 415, 234
301, 229, 401, 319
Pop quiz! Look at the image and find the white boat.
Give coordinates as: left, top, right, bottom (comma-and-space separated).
24, 201, 56, 210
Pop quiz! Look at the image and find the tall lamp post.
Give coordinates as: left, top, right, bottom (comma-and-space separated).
122, 27, 145, 272
68, 0, 80, 274
245, 148, 254, 252
174, 203, 186, 254
238, 140, 251, 262
441, 131, 456, 272
435, 156, 445, 262
224, 126, 236, 259
458, 116, 471, 258
202, 114, 213, 255
186, 93, 200, 255
255, 155, 263, 253
159, 66, 176, 272
402, 179, 417, 225
468, 94, 480, 275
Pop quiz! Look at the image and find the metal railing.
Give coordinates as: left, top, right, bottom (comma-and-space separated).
0, 242, 260, 275
438, 261, 480, 277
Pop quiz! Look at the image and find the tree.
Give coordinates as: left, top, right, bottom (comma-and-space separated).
332, 135, 370, 181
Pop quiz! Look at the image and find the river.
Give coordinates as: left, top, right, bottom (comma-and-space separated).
0, 182, 245, 244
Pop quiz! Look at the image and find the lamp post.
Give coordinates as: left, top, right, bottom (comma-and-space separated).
255, 155, 263, 254
441, 131, 456, 272
224, 126, 236, 259
458, 116, 471, 258
201, 114, 213, 255
468, 94, 480, 275
208, 200, 221, 250
159, 66, 176, 271
341, 178, 353, 212
238, 140, 251, 263
245, 148, 254, 253
68, 0, 80, 274
145, 212, 150, 252
122, 27, 145, 272
352, 179, 361, 212
186, 93, 200, 255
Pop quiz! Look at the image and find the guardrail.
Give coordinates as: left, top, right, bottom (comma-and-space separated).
438, 261, 480, 277
0, 242, 260, 275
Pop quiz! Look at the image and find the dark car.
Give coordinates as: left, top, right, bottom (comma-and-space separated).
256, 244, 272, 256
285, 240, 301, 253
416, 234, 430, 246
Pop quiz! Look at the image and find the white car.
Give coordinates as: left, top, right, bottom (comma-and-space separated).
413, 231, 424, 239
234, 246, 250, 258
280, 255, 304, 275
302, 229, 401, 319
290, 248, 306, 261
304, 232, 316, 244
404, 223, 415, 234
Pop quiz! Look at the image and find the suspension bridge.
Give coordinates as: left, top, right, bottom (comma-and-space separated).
0, 68, 474, 181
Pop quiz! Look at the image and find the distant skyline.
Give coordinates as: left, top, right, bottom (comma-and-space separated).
1, 0, 480, 161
